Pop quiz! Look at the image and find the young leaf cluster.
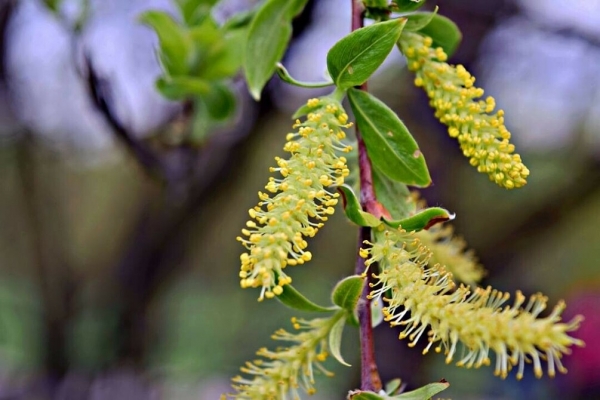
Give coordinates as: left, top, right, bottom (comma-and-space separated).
141, 0, 246, 142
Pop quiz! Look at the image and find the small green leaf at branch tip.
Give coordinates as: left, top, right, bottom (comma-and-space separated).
403, 6, 439, 32
276, 284, 336, 313
327, 18, 406, 90
348, 88, 431, 187
337, 185, 381, 227
328, 313, 350, 366
244, 0, 309, 100
332, 275, 365, 313
276, 63, 334, 89
383, 207, 454, 231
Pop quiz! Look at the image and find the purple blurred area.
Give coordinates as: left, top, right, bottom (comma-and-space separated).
0, 0, 599, 399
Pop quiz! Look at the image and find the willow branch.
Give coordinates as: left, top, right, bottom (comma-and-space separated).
352, 0, 382, 392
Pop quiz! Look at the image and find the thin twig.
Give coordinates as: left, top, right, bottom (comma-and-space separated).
352, 0, 382, 392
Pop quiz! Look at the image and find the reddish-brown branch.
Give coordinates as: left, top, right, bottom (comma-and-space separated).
354, 227, 382, 392
352, 0, 382, 393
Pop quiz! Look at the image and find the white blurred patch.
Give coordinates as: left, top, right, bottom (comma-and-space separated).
4, 0, 184, 159
477, 17, 600, 151
77, 0, 181, 138
5, 0, 116, 152
517, 0, 600, 38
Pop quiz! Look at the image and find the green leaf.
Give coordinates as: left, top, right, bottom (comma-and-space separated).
337, 185, 381, 227
276, 284, 335, 313
331, 275, 365, 313
189, 99, 212, 144
189, 18, 243, 80
385, 379, 403, 396
372, 167, 416, 220
328, 313, 350, 366
327, 18, 406, 90
363, 0, 389, 8
244, 0, 309, 100
394, 0, 427, 12
348, 391, 385, 400
174, 0, 216, 26
348, 88, 431, 187
416, 14, 462, 57
202, 82, 236, 121
156, 76, 210, 100
286, 0, 310, 18
140, 11, 192, 76
383, 207, 454, 231
391, 381, 449, 399
403, 6, 438, 32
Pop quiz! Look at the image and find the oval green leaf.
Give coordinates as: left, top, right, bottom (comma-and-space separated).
327, 18, 406, 90
416, 14, 462, 57
403, 6, 438, 32
348, 88, 431, 187
244, 0, 309, 100
383, 207, 454, 231
276, 283, 335, 313
391, 381, 449, 399
337, 185, 381, 227
328, 313, 350, 366
331, 275, 365, 313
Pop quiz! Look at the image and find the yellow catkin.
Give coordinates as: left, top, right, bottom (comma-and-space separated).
237, 97, 353, 300
362, 227, 584, 380
400, 33, 529, 189
227, 316, 339, 399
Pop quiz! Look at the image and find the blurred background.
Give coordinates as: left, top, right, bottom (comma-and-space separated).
1, 0, 599, 398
